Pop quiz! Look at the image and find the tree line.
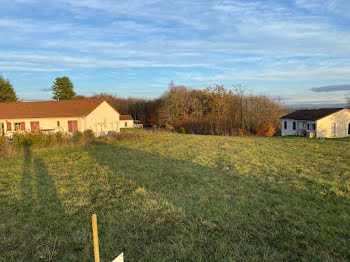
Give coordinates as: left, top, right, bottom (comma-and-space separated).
2, 75, 292, 136
76, 83, 288, 136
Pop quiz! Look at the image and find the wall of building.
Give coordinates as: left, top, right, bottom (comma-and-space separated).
0, 101, 121, 137
281, 119, 297, 136
281, 119, 316, 136
120, 120, 134, 128
85, 101, 120, 136
0, 116, 82, 137
317, 109, 350, 138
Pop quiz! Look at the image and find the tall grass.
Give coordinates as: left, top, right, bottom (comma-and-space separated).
0, 130, 149, 157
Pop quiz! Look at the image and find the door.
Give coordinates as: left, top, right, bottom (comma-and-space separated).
331, 123, 336, 137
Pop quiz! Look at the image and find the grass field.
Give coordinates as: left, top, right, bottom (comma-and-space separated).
0, 132, 349, 261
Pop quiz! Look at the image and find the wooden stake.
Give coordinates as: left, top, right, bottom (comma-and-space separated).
92, 214, 100, 262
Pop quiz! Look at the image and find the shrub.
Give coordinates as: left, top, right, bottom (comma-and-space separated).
13, 132, 58, 148
83, 129, 95, 141
165, 124, 175, 130
55, 132, 66, 144
237, 128, 245, 136
0, 136, 8, 156
255, 123, 276, 137
72, 131, 84, 143
178, 127, 186, 134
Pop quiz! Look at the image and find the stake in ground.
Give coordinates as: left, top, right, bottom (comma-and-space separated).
0, 132, 349, 261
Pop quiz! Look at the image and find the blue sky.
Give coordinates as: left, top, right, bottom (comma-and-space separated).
1, 0, 350, 105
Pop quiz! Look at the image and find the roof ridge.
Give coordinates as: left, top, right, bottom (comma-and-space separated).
0, 98, 107, 119
281, 108, 345, 121
0, 98, 105, 105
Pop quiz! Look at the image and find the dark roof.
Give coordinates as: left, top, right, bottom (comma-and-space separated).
0, 99, 107, 119
120, 114, 133, 120
280, 108, 344, 121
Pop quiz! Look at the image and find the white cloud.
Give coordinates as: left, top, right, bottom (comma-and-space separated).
1, 0, 350, 102
295, 0, 350, 19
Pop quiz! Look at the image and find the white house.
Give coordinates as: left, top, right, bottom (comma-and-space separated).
0, 99, 121, 137
280, 108, 350, 138
120, 115, 134, 128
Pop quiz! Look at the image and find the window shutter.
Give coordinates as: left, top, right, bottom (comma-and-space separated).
73, 121, 78, 132
68, 121, 72, 132
21, 122, 25, 131
68, 120, 78, 132
7, 122, 11, 131
31, 121, 39, 132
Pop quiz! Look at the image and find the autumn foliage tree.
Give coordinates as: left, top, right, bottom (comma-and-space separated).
255, 123, 276, 137
81, 83, 287, 137
154, 84, 286, 136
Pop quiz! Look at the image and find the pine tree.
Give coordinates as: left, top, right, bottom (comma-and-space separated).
52, 76, 76, 100
0, 75, 18, 102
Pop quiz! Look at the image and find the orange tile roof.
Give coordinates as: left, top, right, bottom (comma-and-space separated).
120, 114, 133, 120
0, 99, 107, 119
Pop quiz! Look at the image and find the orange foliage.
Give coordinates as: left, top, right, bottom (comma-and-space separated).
255, 123, 275, 137
165, 124, 175, 130
238, 128, 245, 136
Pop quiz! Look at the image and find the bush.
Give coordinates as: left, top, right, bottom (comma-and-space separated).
165, 124, 175, 130
237, 128, 245, 136
72, 131, 84, 143
83, 129, 95, 141
255, 123, 276, 137
0, 130, 148, 158
55, 132, 66, 144
13, 132, 52, 148
0, 136, 8, 156
178, 127, 186, 134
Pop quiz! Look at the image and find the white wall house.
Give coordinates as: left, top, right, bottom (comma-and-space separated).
120, 115, 134, 128
281, 108, 350, 138
0, 99, 121, 137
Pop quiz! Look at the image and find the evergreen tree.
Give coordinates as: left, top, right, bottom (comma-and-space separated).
0, 75, 18, 102
52, 76, 76, 100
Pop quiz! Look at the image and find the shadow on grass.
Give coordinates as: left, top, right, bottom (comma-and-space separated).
1, 143, 349, 261
83, 143, 350, 262
3, 146, 81, 261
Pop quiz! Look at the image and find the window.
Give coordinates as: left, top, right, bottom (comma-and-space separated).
348, 123, 350, 135
284, 121, 287, 130
57, 121, 60, 127
312, 124, 316, 130
293, 122, 296, 130
125, 122, 128, 128
15, 122, 25, 131
15, 123, 21, 131
307, 123, 310, 130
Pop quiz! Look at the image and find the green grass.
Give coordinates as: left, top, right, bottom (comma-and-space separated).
0, 133, 349, 261
120, 127, 144, 133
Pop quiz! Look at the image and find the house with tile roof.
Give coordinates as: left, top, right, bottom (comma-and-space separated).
0, 99, 121, 137
119, 114, 134, 129
280, 108, 350, 138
